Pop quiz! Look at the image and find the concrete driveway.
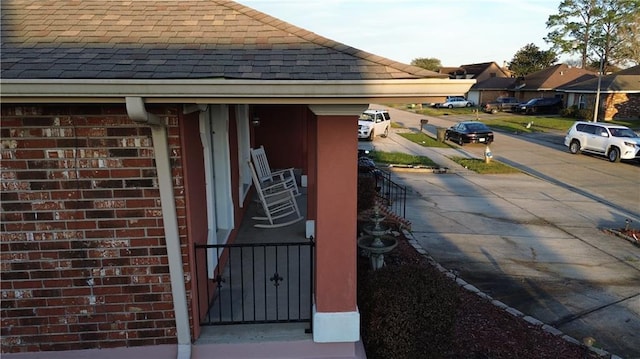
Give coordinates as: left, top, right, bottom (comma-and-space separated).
360, 105, 640, 358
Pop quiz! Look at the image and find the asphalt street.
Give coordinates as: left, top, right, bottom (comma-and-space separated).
359, 105, 640, 358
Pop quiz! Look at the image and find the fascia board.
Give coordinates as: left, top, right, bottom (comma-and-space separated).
0, 79, 476, 103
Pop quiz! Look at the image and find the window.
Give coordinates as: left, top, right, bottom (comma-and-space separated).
578, 94, 586, 109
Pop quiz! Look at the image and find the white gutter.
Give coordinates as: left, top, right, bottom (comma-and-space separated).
1, 78, 476, 100
125, 97, 192, 359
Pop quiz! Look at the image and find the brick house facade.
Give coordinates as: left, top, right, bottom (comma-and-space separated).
1, 104, 186, 351
0, 1, 474, 357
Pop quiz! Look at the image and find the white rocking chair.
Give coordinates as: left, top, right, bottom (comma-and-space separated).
250, 145, 300, 196
249, 161, 303, 228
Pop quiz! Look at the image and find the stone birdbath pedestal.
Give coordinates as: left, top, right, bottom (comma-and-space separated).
357, 205, 398, 270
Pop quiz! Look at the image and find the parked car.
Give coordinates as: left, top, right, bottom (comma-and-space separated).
445, 121, 494, 146
435, 96, 473, 108
358, 109, 391, 141
515, 97, 563, 114
483, 96, 520, 114
564, 121, 640, 162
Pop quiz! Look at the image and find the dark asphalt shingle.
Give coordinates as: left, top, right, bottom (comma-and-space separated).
1, 0, 446, 81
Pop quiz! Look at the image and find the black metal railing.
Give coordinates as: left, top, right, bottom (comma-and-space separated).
195, 239, 314, 328
375, 169, 407, 220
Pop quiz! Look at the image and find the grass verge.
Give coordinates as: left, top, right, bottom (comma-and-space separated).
397, 132, 451, 148
449, 156, 520, 174
368, 151, 438, 167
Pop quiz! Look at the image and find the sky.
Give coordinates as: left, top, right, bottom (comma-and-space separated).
238, 0, 562, 67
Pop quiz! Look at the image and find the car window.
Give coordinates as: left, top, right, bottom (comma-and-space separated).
583, 124, 597, 134
467, 123, 488, 131
610, 128, 638, 137
359, 113, 374, 121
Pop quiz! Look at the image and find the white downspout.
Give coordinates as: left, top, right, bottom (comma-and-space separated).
126, 97, 191, 359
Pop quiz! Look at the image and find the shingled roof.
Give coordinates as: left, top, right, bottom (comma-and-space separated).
511, 64, 596, 91
0, 0, 445, 81
558, 65, 640, 93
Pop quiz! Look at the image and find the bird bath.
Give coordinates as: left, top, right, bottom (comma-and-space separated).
357, 205, 398, 270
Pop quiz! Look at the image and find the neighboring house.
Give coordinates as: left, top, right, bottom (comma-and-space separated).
0, 1, 474, 359
439, 62, 512, 82
557, 65, 640, 121
438, 62, 512, 104
510, 64, 596, 104
467, 77, 518, 107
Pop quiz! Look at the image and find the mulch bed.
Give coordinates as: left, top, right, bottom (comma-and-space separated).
358, 224, 607, 359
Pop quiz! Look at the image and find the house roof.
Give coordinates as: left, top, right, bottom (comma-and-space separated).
512, 64, 596, 91
558, 65, 640, 93
1, 0, 478, 103
0, 0, 444, 81
440, 62, 510, 79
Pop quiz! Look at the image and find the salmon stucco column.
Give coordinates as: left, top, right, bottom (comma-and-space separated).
308, 104, 368, 343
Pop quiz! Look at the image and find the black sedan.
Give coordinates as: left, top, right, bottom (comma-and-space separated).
444, 121, 494, 146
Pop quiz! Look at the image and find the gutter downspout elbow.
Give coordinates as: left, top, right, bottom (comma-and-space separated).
125, 97, 192, 359
126, 96, 165, 126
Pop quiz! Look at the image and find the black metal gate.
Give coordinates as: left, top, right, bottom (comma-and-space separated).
195, 239, 314, 328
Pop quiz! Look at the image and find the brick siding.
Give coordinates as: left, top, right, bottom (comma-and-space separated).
603, 93, 640, 121
1, 104, 188, 353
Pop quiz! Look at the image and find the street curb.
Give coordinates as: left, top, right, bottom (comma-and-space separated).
400, 228, 622, 359
603, 228, 640, 247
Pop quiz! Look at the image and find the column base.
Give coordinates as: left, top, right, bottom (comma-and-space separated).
312, 305, 360, 343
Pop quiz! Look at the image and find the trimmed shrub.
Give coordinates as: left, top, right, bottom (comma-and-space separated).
357, 174, 377, 212
359, 263, 460, 359
560, 105, 593, 120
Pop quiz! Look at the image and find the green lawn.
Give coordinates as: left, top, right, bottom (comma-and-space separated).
391, 103, 639, 134
449, 157, 521, 174
367, 151, 438, 167
397, 132, 452, 148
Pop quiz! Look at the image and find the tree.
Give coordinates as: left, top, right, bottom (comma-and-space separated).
613, 7, 640, 65
508, 44, 558, 77
545, 0, 640, 71
410, 57, 442, 72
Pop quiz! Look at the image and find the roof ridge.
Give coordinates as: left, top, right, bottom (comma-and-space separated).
222, 0, 441, 78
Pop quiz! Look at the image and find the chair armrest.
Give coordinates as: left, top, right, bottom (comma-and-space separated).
260, 180, 290, 193
270, 168, 295, 180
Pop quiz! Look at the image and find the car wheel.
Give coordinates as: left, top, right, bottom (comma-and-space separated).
367, 130, 374, 141
569, 140, 581, 154
447, 104, 453, 109
466, 103, 472, 107
490, 108, 498, 114
381, 126, 389, 138
608, 147, 621, 162
458, 137, 464, 146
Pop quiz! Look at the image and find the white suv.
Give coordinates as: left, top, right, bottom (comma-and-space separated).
358, 109, 391, 141
564, 121, 640, 162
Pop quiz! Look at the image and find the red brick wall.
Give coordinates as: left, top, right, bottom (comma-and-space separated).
1, 104, 187, 353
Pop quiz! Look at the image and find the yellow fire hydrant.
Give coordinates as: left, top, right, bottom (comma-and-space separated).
484, 145, 493, 164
